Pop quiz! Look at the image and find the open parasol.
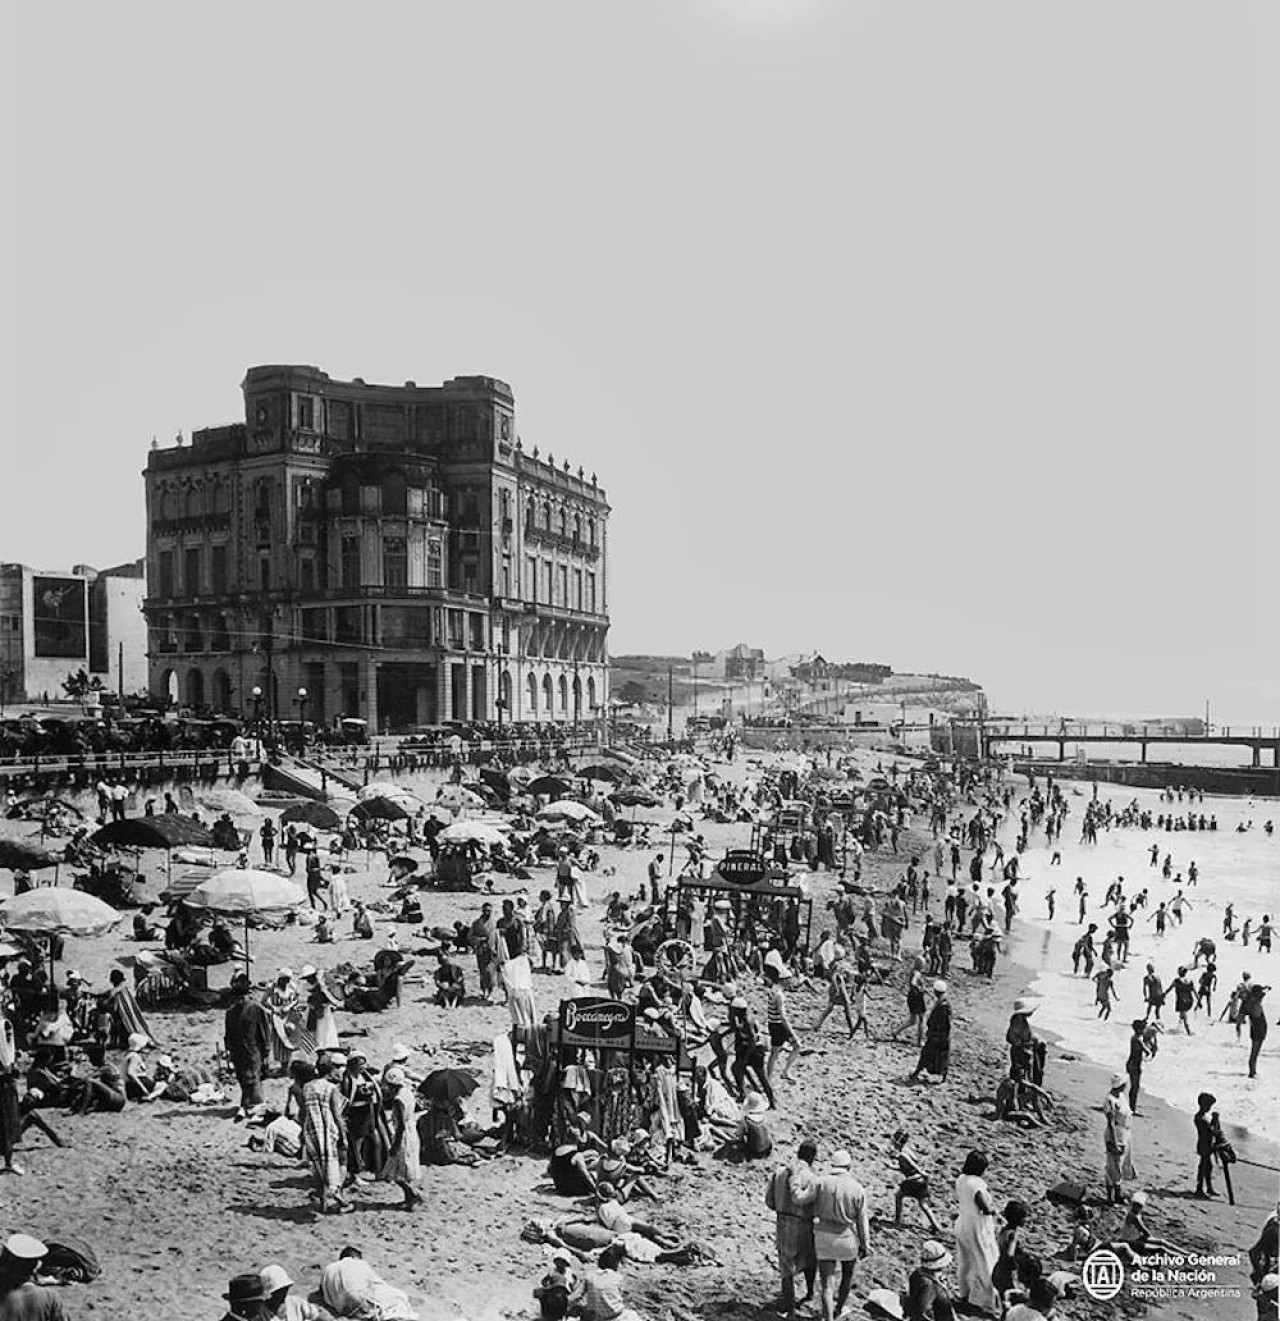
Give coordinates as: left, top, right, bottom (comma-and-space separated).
438, 821, 510, 847
184, 868, 306, 966
577, 764, 622, 783
435, 785, 485, 811
0, 885, 125, 976
419, 1066, 480, 1103
536, 800, 601, 826
0, 838, 64, 873
610, 787, 659, 809
527, 775, 571, 797
280, 802, 344, 830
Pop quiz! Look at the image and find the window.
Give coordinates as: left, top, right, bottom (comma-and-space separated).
212, 481, 229, 515
211, 545, 228, 594
158, 488, 174, 520
381, 472, 407, 516
501, 618, 511, 653
184, 548, 201, 596
341, 472, 361, 515
501, 558, 511, 597
469, 613, 485, 650
297, 396, 315, 430
336, 608, 362, 644
185, 487, 201, 519
558, 510, 567, 538
587, 517, 596, 546
525, 556, 537, 601
573, 514, 582, 542
558, 565, 568, 607
382, 536, 408, 588
254, 480, 272, 518
158, 551, 174, 598
587, 572, 596, 613
526, 500, 536, 531
341, 536, 361, 589
574, 569, 583, 611
542, 559, 552, 604
544, 503, 552, 531
448, 610, 464, 650
258, 555, 271, 592
427, 536, 443, 588
462, 560, 477, 594
299, 558, 315, 593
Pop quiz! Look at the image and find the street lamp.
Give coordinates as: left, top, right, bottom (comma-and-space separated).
296, 686, 308, 752
251, 685, 264, 745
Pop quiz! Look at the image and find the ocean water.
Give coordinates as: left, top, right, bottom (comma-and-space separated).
996, 783, 1280, 1144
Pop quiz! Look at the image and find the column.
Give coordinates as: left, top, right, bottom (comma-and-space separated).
363, 656, 379, 735
437, 659, 452, 724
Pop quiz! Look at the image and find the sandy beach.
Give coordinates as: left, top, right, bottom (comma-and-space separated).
1, 750, 1275, 1321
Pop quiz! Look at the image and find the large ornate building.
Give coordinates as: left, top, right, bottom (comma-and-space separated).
143, 366, 610, 733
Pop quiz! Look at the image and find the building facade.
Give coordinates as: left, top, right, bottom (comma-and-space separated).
142, 365, 610, 733
0, 560, 147, 705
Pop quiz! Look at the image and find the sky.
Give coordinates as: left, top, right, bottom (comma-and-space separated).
3, 2, 1276, 724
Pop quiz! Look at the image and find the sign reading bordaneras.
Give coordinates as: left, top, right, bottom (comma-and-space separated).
558, 997, 634, 1049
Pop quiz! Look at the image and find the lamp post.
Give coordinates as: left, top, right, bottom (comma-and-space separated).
296, 686, 308, 753
251, 685, 263, 750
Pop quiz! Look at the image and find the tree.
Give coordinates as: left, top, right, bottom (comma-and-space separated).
617, 680, 648, 705
61, 668, 103, 700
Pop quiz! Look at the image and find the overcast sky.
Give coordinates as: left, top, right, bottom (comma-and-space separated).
3, 2, 1275, 723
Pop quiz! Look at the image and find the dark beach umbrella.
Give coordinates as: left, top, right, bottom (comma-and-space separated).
477, 767, 511, 799
0, 839, 63, 872
611, 787, 659, 808
90, 816, 217, 850
280, 802, 343, 830
350, 797, 411, 822
388, 855, 419, 878
419, 1067, 480, 1103
577, 763, 622, 783
527, 775, 570, 797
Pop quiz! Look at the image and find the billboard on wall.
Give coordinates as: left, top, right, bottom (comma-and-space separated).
32, 576, 87, 658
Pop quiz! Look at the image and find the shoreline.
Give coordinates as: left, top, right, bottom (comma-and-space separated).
971, 911, 1278, 1318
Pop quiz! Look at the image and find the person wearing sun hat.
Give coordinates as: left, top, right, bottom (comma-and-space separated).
218, 1272, 269, 1320
1103, 1071, 1136, 1204
0, 1233, 66, 1320
906, 1239, 955, 1321
812, 1149, 870, 1321
259, 1262, 329, 1320
909, 982, 952, 1084
1006, 996, 1044, 1085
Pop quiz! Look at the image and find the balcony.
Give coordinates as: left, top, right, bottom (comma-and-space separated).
150, 513, 232, 535
530, 601, 610, 626
523, 526, 600, 560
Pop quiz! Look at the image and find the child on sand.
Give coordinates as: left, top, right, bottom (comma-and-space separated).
891, 1129, 941, 1232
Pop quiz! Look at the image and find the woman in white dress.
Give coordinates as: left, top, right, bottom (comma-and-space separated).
954, 1149, 999, 1314
379, 1065, 422, 1210
1103, 1071, 1136, 1203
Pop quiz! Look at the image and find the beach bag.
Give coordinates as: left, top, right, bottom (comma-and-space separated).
39, 1233, 101, 1283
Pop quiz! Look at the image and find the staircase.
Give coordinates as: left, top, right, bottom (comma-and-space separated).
262, 753, 362, 802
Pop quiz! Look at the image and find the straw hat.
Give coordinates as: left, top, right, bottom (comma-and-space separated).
743, 1092, 770, 1116
383, 1066, 406, 1088
933, 980, 948, 994
276, 967, 294, 981
259, 1265, 293, 1293
1011, 997, 1038, 1016
920, 1240, 952, 1269
300, 964, 318, 979
829, 1149, 852, 1170
2, 1235, 47, 1262
866, 1288, 905, 1320
127, 1033, 150, 1052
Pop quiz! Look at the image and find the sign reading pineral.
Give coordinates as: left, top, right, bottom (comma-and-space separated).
558, 996, 635, 1049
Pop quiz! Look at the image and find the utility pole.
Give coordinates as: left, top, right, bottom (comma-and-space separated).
692, 655, 699, 718
118, 641, 124, 709
667, 664, 674, 745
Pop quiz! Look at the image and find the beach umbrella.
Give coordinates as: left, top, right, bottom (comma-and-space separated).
280, 802, 343, 830
90, 816, 217, 850
535, 801, 601, 826
388, 855, 419, 876
438, 821, 509, 847
357, 782, 419, 803
577, 763, 622, 783
527, 775, 570, 797
478, 767, 511, 798
184, 868, 306, 967
194, 788, 265, 819
0, 940, 26, 960
350, 797, 412, 822
610, 787, 659, 808
0, 886, 124, 977
419, 1067, 480, 1104
435, 786, 485, 810
0, 839, 63, 873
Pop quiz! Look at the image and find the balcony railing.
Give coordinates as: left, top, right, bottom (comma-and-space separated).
523, 526, 601, 559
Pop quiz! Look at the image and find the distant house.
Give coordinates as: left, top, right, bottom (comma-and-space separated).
706, 643, 764, 682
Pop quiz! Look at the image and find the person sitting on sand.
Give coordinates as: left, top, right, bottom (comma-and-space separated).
122, 1032, 166, 1102
433, 951, 465, 1008
68, 1061, 127, 1114
1114, 1191, 1182, 1258
905, 1239, 957, 1321
0, 1233, 70, 1321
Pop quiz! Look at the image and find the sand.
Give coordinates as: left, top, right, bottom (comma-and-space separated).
2, 751, 1274, 1320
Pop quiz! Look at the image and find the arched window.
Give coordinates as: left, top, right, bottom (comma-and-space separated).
586, 676, 597, 711
185, 486, 201, 518
381, 471, 407, 516
212, 481, 229, 514
557, 674, 568, 713
341, 471, 361, 515
573, 514, 582, 543
159, 487, 174, 519
587, 518, 596, 546
527, 500, 536, 531
558, 510, 567, 538
543, 502, 552, 531
186, 669, 205, 708
541, 673, 554, 716
527, 672, 538, 713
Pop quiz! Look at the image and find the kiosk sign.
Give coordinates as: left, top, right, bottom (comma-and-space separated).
559, 997, 634, 1049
